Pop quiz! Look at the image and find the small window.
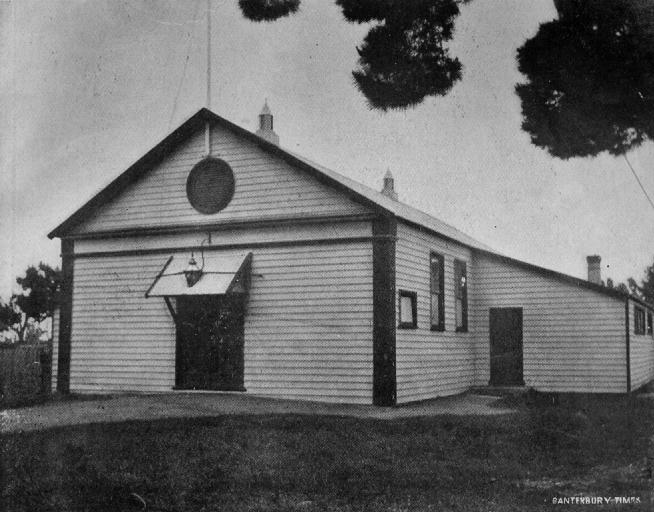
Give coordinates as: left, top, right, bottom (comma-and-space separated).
399, 290, 417, 329
430, 252, 445, 331
454, 259, 468, 332
635, 306, 646, 335
647, 311, 653, 336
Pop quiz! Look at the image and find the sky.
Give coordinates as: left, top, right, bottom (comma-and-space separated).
1, 0, 653, 299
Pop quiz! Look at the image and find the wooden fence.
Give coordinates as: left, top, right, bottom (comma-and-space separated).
0, 343, 52, 407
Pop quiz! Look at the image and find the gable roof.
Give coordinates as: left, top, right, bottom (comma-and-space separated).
48, 107, 491, 251
48, 107, 650, 310
288, 152, 493, 251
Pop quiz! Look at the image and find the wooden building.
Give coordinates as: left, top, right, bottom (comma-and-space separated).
49, 106, 654, 405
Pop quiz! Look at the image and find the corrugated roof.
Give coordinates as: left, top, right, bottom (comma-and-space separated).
288, 152, 493, 251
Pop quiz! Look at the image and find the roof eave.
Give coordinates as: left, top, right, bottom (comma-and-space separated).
48, 108, 214, 239
48, 108, 391, 240
472, 247, 646, 305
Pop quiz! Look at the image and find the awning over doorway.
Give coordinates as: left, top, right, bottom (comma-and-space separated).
145, 251, 252, 298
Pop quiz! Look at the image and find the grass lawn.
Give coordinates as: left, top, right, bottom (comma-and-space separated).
2, 392, 653, 511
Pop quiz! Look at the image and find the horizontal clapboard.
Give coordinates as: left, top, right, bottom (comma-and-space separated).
67, 242, 373, 403
394, 222, 475, 403
71, 125, 369, 235
473, 253, 627, 393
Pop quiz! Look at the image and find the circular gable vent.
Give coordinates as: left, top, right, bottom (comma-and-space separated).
186, 157, 235, 214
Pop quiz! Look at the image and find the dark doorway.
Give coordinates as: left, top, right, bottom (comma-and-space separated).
489, 307, 524, 386
175, 295, 245, 391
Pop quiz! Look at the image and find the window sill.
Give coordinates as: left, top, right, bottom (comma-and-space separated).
430, 325, 445, 332
398, 323, 417, 329
455, 327, 469, 333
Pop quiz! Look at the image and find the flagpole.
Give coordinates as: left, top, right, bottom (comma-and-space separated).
205, 0, 212, 155
206, 0, 211, 110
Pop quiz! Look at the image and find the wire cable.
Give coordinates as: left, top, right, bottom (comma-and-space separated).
122, 0, 228, 25
623, 153, 654, 212
168, 0, 202, 128
122, 0, 204, 26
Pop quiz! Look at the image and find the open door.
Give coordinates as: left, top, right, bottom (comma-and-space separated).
145, 251, 252, 391
175, 295, 245, 391
489, 307, 524, 386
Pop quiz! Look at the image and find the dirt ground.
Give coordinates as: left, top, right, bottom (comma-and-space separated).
0, 391, 516, 433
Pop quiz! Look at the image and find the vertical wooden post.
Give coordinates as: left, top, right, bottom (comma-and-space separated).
372, 216, 397, 406
56, 239, 74, 394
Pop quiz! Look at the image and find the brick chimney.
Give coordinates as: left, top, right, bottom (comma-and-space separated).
256, 100, 279, 145
381, 169, 398, 201
587, 255, 602, 285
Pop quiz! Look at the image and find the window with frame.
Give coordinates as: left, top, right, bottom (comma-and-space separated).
635, 306, 646, 335
647, 311, 653, 336
454, 259, 468, 332
430, 252, 445, 331
398, 290, 417, 329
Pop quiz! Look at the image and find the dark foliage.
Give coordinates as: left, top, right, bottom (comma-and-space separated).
238, 0, 300, 22
516, 0, 654, 159
0, 263, 60, 343
627, 256, 654, 305
15, 263, 61, 324
342, 0, 464, 110
0, 300, 22, 335
238, 0, 468, 111
609, 256, 654, 304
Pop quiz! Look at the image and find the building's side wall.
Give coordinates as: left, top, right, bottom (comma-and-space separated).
628, 299, 654, 391
472, 253, 627, 393
70, 125, 368, 235
66, 225, 373, 403
394, 222, 475, 403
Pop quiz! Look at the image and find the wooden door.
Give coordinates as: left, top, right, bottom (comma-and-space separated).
175, 295, 245, 391
489, 307, 524, 386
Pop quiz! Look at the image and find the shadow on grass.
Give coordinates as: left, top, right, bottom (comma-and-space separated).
1, 392, 122, 412
2, 392, 653, 511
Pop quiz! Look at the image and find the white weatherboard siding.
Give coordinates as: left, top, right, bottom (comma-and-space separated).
628, 300, 654, 391
68, 241, 373, 403
243, 242, 373, 403
70, 124, 368, 235
74, 221, 372, 255
472, 254, 627, 393
394, 222, 474, 404
51, 306, 59, 392
70, 254, 176, 392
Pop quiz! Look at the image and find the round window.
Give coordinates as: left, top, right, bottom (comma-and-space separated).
186, 157, 235, 214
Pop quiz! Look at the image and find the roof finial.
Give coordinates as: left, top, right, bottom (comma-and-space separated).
261, 98, 271, 116
381, 168, 398, 201
256, 100, 279, 145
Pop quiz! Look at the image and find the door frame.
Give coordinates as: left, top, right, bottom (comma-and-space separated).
174, 295, 246, 391
488, 307, 524, 386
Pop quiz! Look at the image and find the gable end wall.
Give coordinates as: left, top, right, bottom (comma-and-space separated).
57, 223, 374, 404
70, 124, 368, 235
